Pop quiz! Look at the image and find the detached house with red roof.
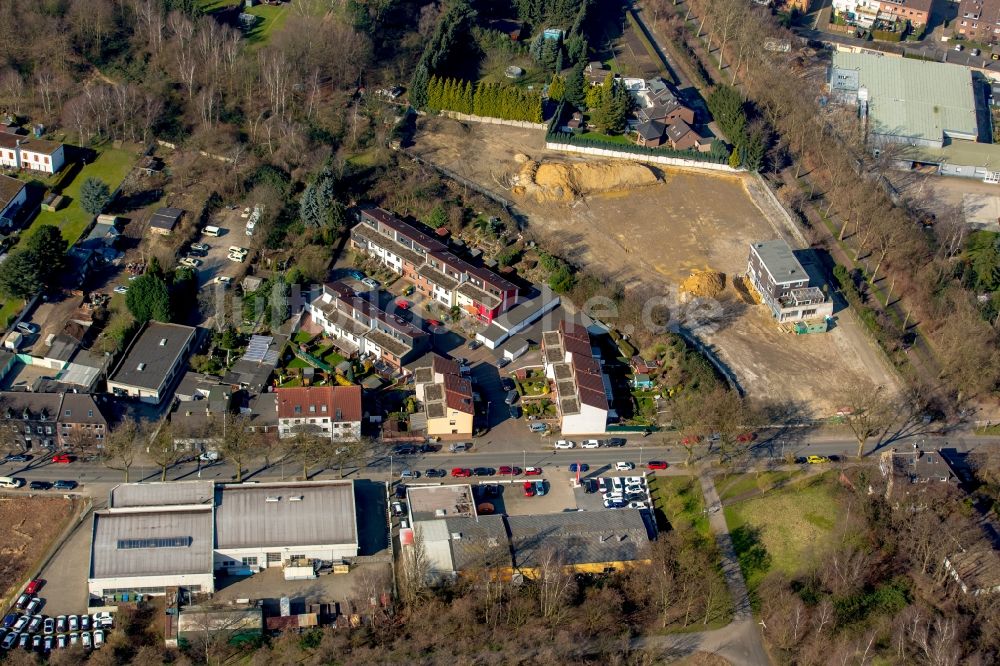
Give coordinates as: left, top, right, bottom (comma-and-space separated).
276, 386, 362, 440
0, 134, 65, 174
541, 321, 614, 435
412, 354, 474, 438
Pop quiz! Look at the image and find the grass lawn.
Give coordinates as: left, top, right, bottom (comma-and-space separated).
26, 146, 138, 246
245, 4, 291, 45
286, 357, 310, 370
649, 476, 709, 537
518, 380, 549, 396
579, 130, 635, 145
322, 350, 346, 367
292, 331, 313, 345
716, 470, 800, 503
724, 473, 841, 597
0, 298, 24, 327
347, 149, 381, 168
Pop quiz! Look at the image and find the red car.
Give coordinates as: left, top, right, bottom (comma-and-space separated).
25, 579, 43, 595
523, 466, 543, 476
451, 467, 472, 478
426, 319, 442, 327
523, 481, 536, 497
647, 461, 669, 470
52, 454, 73, 464
395, 299, 411, 310
498, 466, 522, 476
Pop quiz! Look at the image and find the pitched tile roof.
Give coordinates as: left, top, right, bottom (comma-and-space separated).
276, 386, 362, 422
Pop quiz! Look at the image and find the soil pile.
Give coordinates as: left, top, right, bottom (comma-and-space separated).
680, 269, 726, 298
512, 157, 658, 202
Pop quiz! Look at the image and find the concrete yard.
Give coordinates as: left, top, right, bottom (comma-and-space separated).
411, 117, 899, 414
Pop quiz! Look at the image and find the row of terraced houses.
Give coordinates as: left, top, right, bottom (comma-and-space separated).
350, 208, 519, 323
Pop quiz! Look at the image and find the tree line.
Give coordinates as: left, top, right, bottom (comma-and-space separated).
426, 75, 543, 123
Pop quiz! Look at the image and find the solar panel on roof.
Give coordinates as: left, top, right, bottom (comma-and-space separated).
243, 335, 273, 363
116, 536, 191, 549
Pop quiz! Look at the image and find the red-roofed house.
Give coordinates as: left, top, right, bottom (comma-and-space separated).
276, 386, 362, 440
540, 321, 613, 435
413, 354, 474, 438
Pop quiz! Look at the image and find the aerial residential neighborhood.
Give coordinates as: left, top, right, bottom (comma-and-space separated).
0, 0, 998, 664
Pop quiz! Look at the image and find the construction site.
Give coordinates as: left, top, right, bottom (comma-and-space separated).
411, 116, 899, 414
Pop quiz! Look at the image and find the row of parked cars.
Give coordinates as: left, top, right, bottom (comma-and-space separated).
1, 580, 113, 654
597, 475, 650, 509
553, 438, 628, 449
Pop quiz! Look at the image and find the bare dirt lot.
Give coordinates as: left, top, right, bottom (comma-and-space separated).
0, 495, 77, 603
411, 117, 898, 414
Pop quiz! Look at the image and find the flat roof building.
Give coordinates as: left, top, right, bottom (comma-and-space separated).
88, 480, 360, 602
747, 240, 833, 324
405, 484, 478, 522
107, 322, 196, 403
828, 51, 978, 149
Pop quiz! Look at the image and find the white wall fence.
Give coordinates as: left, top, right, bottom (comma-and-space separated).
544, 141, 741, 173
440, 110, 548, 131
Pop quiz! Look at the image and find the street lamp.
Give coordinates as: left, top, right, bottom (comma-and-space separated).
639, 446, 644, 466
523, 450, 526, 471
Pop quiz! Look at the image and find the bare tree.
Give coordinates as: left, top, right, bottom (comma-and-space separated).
218, 414, 261, 483
397, 533, 431, 606
836, 382, 895, 458
102, 417, 145, 483
146, 419, 185, 482
535, 547, 576, 622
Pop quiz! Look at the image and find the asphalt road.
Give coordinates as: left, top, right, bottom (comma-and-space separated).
3, 433, 994, 492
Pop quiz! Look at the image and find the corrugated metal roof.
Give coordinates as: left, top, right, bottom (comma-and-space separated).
831, 52, 977, 144
110, 480, 216, 508
214, 481, 358, 549
90, 508, 213, 578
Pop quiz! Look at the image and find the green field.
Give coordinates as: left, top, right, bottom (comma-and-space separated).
27, 146, 137, 245
244, 4, 291, 45
724, 473, 841, 596
648, 476, 709, 536
716, 470, 799, 503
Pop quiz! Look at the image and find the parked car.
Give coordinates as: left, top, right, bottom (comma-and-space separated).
647, 461, 669, 470
4, 453, 31, 462
628, 501, 648, 509
16, 593, 30, 609
113, 285, 128, 294
472, 467, 494, 477
480, 484, 501, 497
191, 242, 209, 253
806, 455, 830, 464
568, 463, 589, 473
972, 47, 981, 56
500, 378, 516, 392
55, 634, 67, 649
448, 442, 470, 453
391, 501, 406, 517
15, 322, 39, 335
93, 629, 104, 649
605, 438, 627, 447
604, 498, 627, 509
523, 481, 536, 497
419, 443, 439, 453
393, 445, 417, 455
55, 616, 66, 633
68, 615, 79, 632
451, 468, 472, 478
395, 298, 410, 310
504, 389, 519, 405
615, 461, 635, 471
51, 454, 73, 464
467, 339, 482, 350
43, 635, 53, 652
42, 617, 54, 635
199, 451, 220, 462
29, 480, 52, 490
52, 480, 77, 491
425, 318, 442, 328
399, 469, 420, 479
25, 579, 43, 595
528, 423, 548, 433
82, 632, 92, 650
394, 485, 407, 500
180, 256, 202, 268
27, 615, 42, 633
524, 466, 542, 476
361, 277, 380, 289
2, 614, 17, 629
497, 357, 510, 368
424, 469, 446, 478
581, 439, 600, 449
508, 405, 521, 419
554, 439, 575, 449
18, 632, 29, 649
497, 466, 521, 476
31, 634, 41, 651
92, 613, 113, 629
1, 632, 16, 650
24, 597, 42, 615
534, 480, 547, 496
12, 615, 28, 632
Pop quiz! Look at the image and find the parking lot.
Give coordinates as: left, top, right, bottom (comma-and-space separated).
34, 516, 93, 617
471, 475, 577, 516
213, 561, 393, 611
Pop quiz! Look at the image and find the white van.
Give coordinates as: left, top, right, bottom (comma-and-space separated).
0, 476, 24, 489
203, 225, 223, 237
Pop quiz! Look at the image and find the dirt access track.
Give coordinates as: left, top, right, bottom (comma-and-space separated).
411, 117, 897, 416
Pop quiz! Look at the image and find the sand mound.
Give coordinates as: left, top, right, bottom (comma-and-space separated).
680, 269, 726, 298
513, 153, 531, 163
511, 157, 658, 202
